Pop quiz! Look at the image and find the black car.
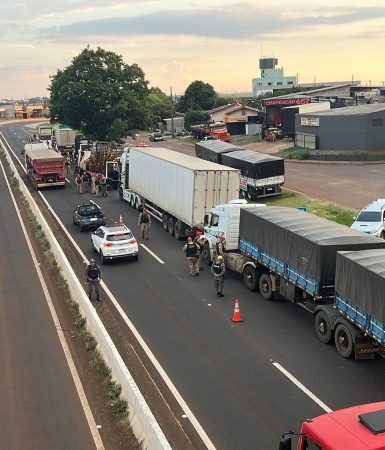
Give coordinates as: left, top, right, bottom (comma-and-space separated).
73, 200, 106, 231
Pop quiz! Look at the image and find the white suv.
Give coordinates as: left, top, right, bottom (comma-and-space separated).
350, 199, 385, 238
91, 224, 139, 264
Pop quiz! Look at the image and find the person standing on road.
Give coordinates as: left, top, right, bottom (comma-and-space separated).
82, 171, 89, 193
215, 233, 227, 261
65, 157, 71, 174
91, 174, 96, 195
75, 173, 83, 194
138, 208, 151, 239
194, 231, 206, 272
183, 236, 200, 276
86, 259, 101, 301
211, 255, 226, 297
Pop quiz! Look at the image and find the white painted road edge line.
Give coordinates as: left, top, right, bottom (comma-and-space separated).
273, 362, 333, 413
0, 160, 105, 450
140, 243, 165, 264
0, 130, 216, 449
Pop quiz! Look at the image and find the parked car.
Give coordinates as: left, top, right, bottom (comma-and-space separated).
91, 224, 139, 264
73, 201, 106, 231
176, 129, 189, 137
149, 132, 163, 142
351, 199, 385, 238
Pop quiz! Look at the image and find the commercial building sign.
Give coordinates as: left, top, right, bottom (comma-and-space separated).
223, 115, 247, 122
300, 116, 319, 127
264, 98, 311, 106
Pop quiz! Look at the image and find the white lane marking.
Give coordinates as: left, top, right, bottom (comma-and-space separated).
273, 362, 332, 413
66, 178, 71, 184
0, 160, 105, 450
1, 129, 217, 449
140, 243, 165, 264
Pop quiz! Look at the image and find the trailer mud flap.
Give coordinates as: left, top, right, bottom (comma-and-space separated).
280, 279, 302, 303
355, 341, 378, 360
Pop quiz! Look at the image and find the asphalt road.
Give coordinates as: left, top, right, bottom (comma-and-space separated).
0, 150, 97, 449
4, 123, 385, 449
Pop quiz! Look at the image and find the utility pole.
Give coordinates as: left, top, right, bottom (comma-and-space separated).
170, 86, 175, 138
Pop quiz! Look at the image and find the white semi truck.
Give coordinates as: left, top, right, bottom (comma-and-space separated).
119, 147, 240, 239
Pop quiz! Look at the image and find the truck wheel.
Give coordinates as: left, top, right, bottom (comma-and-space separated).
162, 214, 169, 231
259, 273, 273, 300
243, 266, 259, 291
174, 220, 184, 240
203, 242, 212, 265
334, 323, 354, 358
168, 217, 175, 236
100, 252, 107, 265
381, 231, 385, 240
315, 311, 333, 344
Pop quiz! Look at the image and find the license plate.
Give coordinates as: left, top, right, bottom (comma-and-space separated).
47, 178, 54, 182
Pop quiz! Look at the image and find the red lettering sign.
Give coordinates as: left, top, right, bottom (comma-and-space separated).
264, 98, 311, 106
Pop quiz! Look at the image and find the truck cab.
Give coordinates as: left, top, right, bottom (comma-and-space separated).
203, 199, 266, 259
280, 401, 385, 450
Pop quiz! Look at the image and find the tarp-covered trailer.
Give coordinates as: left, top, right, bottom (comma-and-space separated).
239, 206, 385, 300
220, 150, 285, 199
195, 140, 243, 164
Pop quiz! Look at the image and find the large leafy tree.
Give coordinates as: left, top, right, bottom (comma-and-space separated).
144, 87, 172, 129
177, 81, 216, 112
184, 110, 210, 129
49, 46, 149, 140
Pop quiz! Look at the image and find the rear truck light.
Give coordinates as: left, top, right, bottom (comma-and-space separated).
35, 177, 43, 181
58, 175, 65, 179
128, 239, 137, 244
104, 242, 113, 247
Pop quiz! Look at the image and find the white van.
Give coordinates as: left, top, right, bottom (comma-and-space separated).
350, 199, 385, 238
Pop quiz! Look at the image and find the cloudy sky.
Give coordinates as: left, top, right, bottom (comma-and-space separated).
1, 0, 384, 99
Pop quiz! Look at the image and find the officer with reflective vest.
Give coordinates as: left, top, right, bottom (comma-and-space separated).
138, 208, 152, 239
182, 236, 200, 276
211, 255, 226, 297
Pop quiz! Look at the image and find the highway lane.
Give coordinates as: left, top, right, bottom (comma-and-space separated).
5, 122, 385, 448
0, 152, 99, 449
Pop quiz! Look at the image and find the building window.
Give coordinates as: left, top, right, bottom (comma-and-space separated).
277, 82, 282, 85
287, 81, 294, 85
268, 82, 272, 86
373, 118, 383, 127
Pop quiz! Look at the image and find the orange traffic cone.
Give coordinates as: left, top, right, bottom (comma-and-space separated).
118, 214, 124, 225
231, 299, 244, 323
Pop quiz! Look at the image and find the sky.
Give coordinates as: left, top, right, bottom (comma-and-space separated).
0, 0, 385, 99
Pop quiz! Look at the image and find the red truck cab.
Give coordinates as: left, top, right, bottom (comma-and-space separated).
208, 122, 231, 142
280, 402, 385, 450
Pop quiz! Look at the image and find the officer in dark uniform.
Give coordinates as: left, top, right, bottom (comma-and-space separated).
86, 259, 101, 301
211, 255, 226, 297
183, 236, 200, 276
138, 208, 151, 239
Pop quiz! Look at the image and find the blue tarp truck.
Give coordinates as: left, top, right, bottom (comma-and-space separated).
237, 206, 385, 359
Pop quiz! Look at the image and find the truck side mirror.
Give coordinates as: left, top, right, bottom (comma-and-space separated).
279, 437, 292, 450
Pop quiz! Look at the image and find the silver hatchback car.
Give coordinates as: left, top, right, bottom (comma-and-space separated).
91, 224, 139, 264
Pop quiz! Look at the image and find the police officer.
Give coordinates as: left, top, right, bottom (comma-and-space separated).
183, 236, 200, 276
138, 208, 151, 239
86, 259, 101, 301
211, 255, 226, 297
194, 231, 206, 272
215, 232, 227, 261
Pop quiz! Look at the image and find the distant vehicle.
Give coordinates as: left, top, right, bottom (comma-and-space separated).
351, 199, 385, 239
54, 128, 76, 154
25, 148, 66, 190
149, 132, 163, 142
91, 224, 139, 264
38, 125, 53, 141
191, 122, 231, 142
200, 135, 218, 142
72, 200, 106, 231
163, 130, 172, 136
175, 129, 189, 137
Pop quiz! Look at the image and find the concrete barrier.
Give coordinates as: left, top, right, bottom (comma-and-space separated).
1, 139, 171, 450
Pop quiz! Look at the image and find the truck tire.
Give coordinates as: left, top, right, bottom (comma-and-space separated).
243, 266, 260, 291
168, 217, 175, 236
381, 231, 385, 240
315, 311, 333, 344
334, 323, 354, 358
162, 214, 169, 231
174, 220, 184, 240
259, 273, 273, 300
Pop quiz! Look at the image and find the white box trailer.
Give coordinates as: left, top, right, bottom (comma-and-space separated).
54, 128, 76, 151
121, 147, 240, 239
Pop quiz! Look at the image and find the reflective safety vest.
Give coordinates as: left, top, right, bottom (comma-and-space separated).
212, 261, 222, 274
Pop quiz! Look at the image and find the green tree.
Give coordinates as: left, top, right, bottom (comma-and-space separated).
184, 110, 210, 129
177, 81, 216, 112
144, 87, 172, 129
49, 46, 149, 140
